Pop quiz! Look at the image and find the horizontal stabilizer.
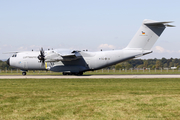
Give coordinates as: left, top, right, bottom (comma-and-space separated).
135, 51, 152, 58
144, 19, 175, 27
166, 25, 175, 27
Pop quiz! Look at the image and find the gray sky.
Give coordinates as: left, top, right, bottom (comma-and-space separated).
0, 0, 180, 59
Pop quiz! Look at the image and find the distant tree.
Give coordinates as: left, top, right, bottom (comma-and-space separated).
0, 61, 14, 70
119, 62, 132, 69
137, 64, 144, 68
152, 65, 156, 69
161, 57, 167, 65
169, 62, 173, 68
128, 59, 143, 68
148, 64, 153, 69
177, 66, 180, 70
163, 63, 168, 68
143, 61, 148, 68
126, 63, 132, 69
115, 64, 122, 70
156, 60, 162, 69
174, 58, 179, 64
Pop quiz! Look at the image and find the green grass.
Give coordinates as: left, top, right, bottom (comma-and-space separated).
0, 69, 180, 75
1, 78, 180, 119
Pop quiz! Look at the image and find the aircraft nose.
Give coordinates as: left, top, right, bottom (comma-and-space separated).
6, 58, 10, 66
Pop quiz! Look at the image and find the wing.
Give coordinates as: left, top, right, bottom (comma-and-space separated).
3, 51, 19, 54
45, 49, 82, 62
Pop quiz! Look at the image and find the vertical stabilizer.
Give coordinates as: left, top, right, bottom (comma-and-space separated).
125, 19, 174, 50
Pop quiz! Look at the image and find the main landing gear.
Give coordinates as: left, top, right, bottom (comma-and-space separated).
62, 72, 83, 76
21, 71, 83, 76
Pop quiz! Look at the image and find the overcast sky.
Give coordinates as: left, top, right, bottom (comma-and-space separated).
0, 0, 180, 59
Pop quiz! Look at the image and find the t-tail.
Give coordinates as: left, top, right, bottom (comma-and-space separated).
125, 19, 174, 50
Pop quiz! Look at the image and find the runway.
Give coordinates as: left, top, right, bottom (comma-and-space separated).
1, 75, 180, 79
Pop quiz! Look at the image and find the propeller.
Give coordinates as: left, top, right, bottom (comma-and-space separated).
38, 47, 45, 66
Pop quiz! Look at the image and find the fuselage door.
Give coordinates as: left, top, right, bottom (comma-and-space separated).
23, 61, 28, 69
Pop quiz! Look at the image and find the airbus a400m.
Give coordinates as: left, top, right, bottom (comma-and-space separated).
6, 19, 174, 75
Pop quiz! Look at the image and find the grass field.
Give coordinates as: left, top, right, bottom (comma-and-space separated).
1, 78, 180, 119
0, 69, 180, 75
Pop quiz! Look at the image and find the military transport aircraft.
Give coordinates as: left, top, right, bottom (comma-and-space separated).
6, 19, 174, 75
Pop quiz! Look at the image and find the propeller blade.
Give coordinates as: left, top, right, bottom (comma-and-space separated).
38, 47, 45, 67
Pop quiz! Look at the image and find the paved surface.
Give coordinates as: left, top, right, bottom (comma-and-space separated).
1, 75, 180, 79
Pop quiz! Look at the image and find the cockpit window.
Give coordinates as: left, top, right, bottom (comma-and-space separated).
12, 54, 17, 57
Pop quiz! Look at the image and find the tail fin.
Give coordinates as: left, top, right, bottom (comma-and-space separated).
125, 19, 174, 50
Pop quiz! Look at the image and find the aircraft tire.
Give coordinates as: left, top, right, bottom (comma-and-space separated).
62, 72, 69, 75
77, 72, 83, 75
22, 72, 26, 76
63, 72, 83, 75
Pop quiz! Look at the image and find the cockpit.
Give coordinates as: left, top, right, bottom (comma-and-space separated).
12, 54, 17, 57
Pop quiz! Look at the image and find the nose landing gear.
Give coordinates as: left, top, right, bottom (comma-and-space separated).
21, 70, 28, 76
22, 72, 26, 76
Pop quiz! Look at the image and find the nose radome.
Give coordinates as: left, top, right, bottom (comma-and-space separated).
6, 58, 10, 66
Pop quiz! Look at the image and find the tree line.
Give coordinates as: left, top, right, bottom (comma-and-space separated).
0, 60, 14, 70
114, 57, 180, 70
0, 57, 180, 70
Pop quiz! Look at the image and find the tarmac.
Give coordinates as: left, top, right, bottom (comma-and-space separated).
1, 75, 180, 79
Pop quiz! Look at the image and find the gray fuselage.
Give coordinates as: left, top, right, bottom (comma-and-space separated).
7, 49, 146, 73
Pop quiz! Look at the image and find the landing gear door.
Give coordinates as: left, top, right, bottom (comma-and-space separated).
86, 60, 91, 69
23, 61, 28, 69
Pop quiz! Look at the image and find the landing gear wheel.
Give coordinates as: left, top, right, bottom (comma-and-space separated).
22, 72, 26, 76
62, 72, 68, 75
77, 72, 83, 76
